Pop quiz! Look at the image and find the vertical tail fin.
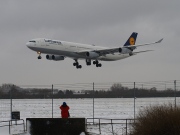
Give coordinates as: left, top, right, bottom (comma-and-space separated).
124, 32, 138, 46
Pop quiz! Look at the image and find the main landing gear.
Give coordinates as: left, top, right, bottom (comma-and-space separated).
86, 59, 102, 67
37, 52, 42, 59
73, 60, 82, 69
86, 59, 91, 66
73, 59, 102, 69
93, 60, 102, 67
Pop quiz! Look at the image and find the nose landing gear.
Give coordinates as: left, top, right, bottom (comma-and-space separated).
37, 52, 42, 59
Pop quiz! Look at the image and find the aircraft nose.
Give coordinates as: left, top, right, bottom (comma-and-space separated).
26, 42, 31, 48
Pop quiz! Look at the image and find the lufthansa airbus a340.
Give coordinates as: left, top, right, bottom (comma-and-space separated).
26, 32, 163, 69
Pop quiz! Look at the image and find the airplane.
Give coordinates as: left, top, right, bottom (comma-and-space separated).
26, 32, 163, 69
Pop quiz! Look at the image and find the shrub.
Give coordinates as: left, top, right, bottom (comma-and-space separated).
130, 104, 180, 135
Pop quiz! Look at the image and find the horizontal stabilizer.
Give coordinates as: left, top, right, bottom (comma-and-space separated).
155, 38, 163, 43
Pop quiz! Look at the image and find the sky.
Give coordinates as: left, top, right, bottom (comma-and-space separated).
0, 0, 180, 86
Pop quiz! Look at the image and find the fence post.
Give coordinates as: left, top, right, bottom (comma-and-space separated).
10, 86, 12, 122
52, 84, 54, 118
9, 121, 11, 134
111, 119, 114, 135
126, 119, 127, 135
174, 80, 176, 108
99, 119, 101, 134
134, 82, 136, 121
93, 82, 94, 124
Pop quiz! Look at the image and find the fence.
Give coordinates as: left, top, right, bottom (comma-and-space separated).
0, 80, 180, 133
0, 119, 25, 134
86, 118, 134, 135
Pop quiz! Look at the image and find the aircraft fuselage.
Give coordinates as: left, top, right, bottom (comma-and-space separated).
27, 38, 130, 61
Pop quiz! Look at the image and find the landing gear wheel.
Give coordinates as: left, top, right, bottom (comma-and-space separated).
98, 63, 102, 67
96, 63, 102, 67
79, 65, 82, 68
87, 62, 91, 66
76, 65, 82, 69
38, 56, 42, 59
93, 61, 98, 65
73, 62, 77, 66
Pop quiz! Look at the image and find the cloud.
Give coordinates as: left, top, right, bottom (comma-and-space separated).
0, 0, 179, 85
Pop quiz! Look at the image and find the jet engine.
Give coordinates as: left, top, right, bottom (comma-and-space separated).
52, 55, 64, 61
86, 52, 99, 58
46, 54, 53, 60
119, 48, 132, 54
46, 55, 64, 61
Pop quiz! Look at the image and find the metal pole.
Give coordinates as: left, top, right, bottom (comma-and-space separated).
111, 119, 114, 135
9, 121, 11, 134
52, 84, 53, 118
99, 119, 101, 134
126, 119, 127, 135
93, 82, 94, 124
174, 80, 176, 108
10, 86, 13, 121
134, 82, 136, 121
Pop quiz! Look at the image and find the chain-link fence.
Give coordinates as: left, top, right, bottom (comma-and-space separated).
0, 80, 180, 122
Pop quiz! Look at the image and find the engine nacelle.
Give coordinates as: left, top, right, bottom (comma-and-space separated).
46, 55, 64, 61
129, 52, 133, 56
46, 54, 53, 60
119, 48, 132, 54
52, 55, 64, 61
86, 52, 99, 58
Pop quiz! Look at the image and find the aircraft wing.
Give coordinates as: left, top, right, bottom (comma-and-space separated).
76, 38, 163, 56
126, 38, 163, 48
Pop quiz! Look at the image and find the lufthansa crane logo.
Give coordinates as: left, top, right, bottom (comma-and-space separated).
129, 37, 135, 45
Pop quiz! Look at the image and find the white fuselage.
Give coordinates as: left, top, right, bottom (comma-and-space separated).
26, 38, 131, 61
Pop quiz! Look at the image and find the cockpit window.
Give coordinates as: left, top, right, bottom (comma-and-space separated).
29, 40, 36, 43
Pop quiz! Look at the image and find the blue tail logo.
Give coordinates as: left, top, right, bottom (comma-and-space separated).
124, 32, 138, 46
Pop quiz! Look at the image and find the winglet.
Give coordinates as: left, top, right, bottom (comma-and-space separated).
155, 38, 163, 43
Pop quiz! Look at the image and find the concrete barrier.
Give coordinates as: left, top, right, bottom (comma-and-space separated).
26, 118, 85, 135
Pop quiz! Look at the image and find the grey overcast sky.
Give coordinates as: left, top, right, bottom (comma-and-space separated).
0, 0, 179, 85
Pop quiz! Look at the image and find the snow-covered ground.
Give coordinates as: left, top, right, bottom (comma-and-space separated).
0, 98, 179, 135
